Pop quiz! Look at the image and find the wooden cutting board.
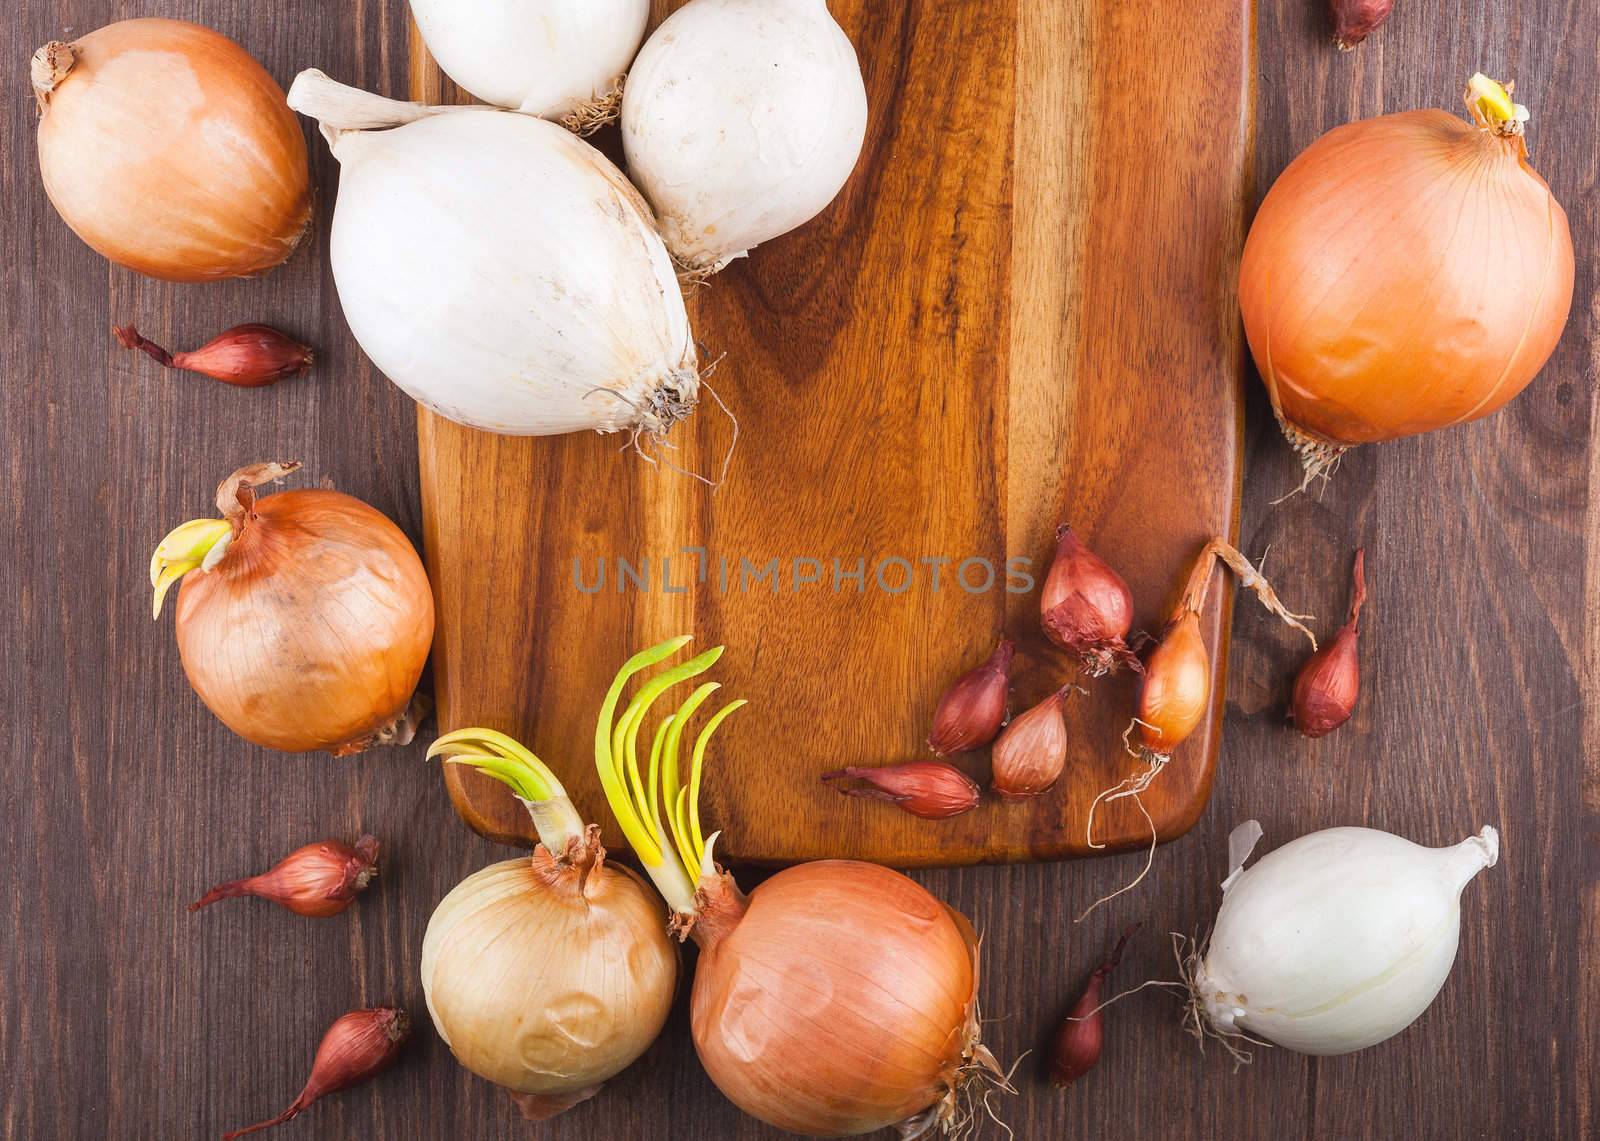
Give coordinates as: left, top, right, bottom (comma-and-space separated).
412, 0, 1249, 866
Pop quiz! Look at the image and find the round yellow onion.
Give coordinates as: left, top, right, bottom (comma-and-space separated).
156, 463, 434, 754
33, 18, 311, 281
690, 861, 991, 1137
1240, 75, 1573, 478
421, 845, 677, 1119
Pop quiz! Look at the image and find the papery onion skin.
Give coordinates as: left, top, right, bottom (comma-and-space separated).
174, 487, 434, 754
421, 848, 677, 1110
690, 861, 979, 1137
34, 19, 311, 282
1195, 825, 1499, 1055
304, 90, 696, 436
621, 0, 869, 273
1241, 106, 1573, 450
410, 0, 649, 128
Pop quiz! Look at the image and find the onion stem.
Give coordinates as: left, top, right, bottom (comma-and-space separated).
428, 728, 584, 854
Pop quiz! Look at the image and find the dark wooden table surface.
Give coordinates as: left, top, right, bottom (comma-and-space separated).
4, 2, 1596, 1139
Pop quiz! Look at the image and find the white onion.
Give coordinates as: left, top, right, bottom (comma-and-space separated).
621, 0, 868, 273
287, 69, 697, 437
1191, 821, 1500, 1056
409, 0, 649, 131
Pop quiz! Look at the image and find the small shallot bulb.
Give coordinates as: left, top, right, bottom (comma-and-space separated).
115, 323, 313, 388
928, 638, 1014, 754
991, 686, 1074, 800
224, 1007, 409, 1138
1135, 613, 1211, 756
1331, 0, 1396, 50
190, 835, 379, 918
1293, 550, 1368, 738
1050, 926, 1136, 1087
1040, 526, 1140, 675
822, 762, 981, 819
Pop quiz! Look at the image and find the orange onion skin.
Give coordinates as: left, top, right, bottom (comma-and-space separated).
691, 862, 977, 1136
174, 490, 434, 753
1241, 109, 1573, 447
35, 19, 311, 282
1136, 611, 1210, 754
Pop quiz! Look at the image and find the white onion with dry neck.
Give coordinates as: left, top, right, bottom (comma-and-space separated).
621, 0, 868, 274
589, 638, 1011, 1137
421, 730, 677, 1121
32, 18, 311, 281
409, 0, 649, 132
1185, 821, 1500, 1058
286, 69, 698, 438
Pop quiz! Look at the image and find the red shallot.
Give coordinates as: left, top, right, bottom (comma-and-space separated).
1331, 0, 1395, 50
822, 762, 981, 819
1292, 550, 1367, 738
990, 686, 1075, 801
115, 323, 313, 387
224, 1007, 409, 1138
1050, 926, 1137, 1087
928, 638, 1014, 754
189, 836, 379, 918
1040, 526, 1141, 675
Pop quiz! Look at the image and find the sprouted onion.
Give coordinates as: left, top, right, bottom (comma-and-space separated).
33, 19, 311, 281
593, 637, 1012, 1137
1080, 540, 1315, 918
421, 730, 676, 1120
1241, 75, 1573, 484
150, 462, 434, 754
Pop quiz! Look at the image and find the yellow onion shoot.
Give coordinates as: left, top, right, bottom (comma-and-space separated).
421, 730, 677, 1120
1241, 74, 1573, 482
150, 462, 433, 754
594, 638, 1011, 1137
33, 18, 311, 281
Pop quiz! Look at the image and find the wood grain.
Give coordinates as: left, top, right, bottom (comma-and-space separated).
3, 0, 1595, 1139
421, 0, 1248, 865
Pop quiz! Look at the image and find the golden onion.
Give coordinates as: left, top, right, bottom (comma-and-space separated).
1240, 75, 1573, 480
33, 18, 311, 281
